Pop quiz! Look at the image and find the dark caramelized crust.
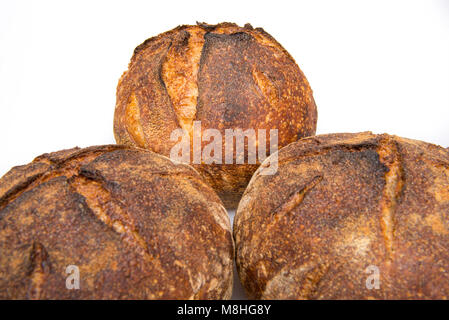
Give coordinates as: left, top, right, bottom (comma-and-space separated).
114, 22, 317, 208
234, 132, 449, 299
0, 145, 233, 299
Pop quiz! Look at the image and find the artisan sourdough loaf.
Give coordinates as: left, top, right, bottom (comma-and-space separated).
234, 132, 449, 299
114, 22, 317, 208
0, 145, 233, 299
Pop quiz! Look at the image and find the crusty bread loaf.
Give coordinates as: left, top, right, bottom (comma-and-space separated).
234, 132, 449, 299
114, 22, 317, 208
0, 145, 233, 299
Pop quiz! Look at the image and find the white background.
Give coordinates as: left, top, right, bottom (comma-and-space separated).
0, 0, 448, 299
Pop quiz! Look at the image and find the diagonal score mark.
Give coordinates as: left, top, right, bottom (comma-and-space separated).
68, 175, 161, 270
262, 259, 330, 299
27, 241, 51, 300
271, 175, 323, 220
377, 138, 404, 262
251, 175, 323, 252
0, 148, 122, 213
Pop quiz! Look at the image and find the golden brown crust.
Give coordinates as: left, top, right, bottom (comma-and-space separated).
234, 132, 449, 299
0, 145, 233, 299
114, 22, 317, 208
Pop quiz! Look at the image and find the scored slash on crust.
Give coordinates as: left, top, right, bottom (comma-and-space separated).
377, 137, 404, 262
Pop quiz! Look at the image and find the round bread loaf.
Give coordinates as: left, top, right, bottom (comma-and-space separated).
0, 145, 233, 299
234, 132, 449, 299
114, 22, 317, 208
